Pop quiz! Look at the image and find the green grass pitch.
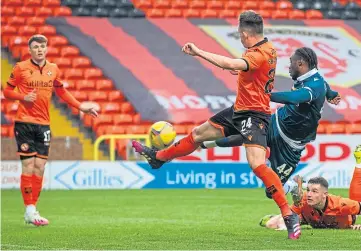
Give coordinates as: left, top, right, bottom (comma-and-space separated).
1, 189, 360, 250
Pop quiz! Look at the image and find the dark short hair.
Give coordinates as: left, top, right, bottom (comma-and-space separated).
28, 34, 48, 47
294, 47, 318, 70
238, 11, 264, 35
308, 177, 329, 190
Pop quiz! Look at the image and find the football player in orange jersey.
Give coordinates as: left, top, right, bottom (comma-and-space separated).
4, 34, 98, 226
260, 145, 361, 231
132, 11, 301, 239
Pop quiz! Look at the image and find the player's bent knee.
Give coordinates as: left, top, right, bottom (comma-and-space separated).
21, 157, 35, 175
192, 122, 223, 143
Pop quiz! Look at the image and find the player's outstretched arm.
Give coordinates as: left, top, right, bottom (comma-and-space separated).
201, 135, 244, 149
270, 89, 312, 105
182, 43, 248, 71
325, 82, 341, 105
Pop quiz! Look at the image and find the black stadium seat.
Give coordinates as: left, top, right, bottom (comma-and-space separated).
294, 1, 311, 11
98, 0, 117, 9
341, 10, 358, 20
81, 0, 98, 8
72, 6, 91, 16
345, 2, 361, 12
324, 9, 341, 19
91, 7, 109, 17
312, 1, 329, 11
328, 2, 345, 12
128, 8, 146, 18
109, 8, 128, 18
62, 0, 80, 8
116, 0, 134, 10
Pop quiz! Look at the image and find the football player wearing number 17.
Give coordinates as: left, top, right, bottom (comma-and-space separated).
133, 11, 301, 239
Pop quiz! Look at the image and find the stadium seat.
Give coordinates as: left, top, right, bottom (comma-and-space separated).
276, 0, 293, 10
120, 102, 134, 114
7, 16, 26, 26
26, 17, 46, 26
116, 0, 134, 9
5, 102, 19, 114
8, 36, 28, 50
63, 68, 84, 79
189, 0, 206, 9
1, 16, 7, 25
173, 124, 187, 134
95, 80, 113, 91
53, 6, 72, 16
257, 10, 272, 19
165, 9, 183, 17
1, 126, 9, 137
135, 0, 152, 9
109, 8, 128, 17
272, 9, 289, 19
1, 6, 15, 16
132, 113, 141, 124
19, 26, 37, 36
48, 35, 68, 46
329, 1, 345, 12
15, 6, 34, 17
154, 0, 171, 9
100, 102, 121, 113
38, 25, 57, 36
201, 9, 219, 18
88, 91, 108, 102
324, 10, 341, 19
3, 0, 22, 6
24, 0, 42, 6
1, 26, 17, 36
345, 123, 361, 134
84, 68, 103, 80
312, 1, 329, 11
219, 9, 237, 18
81, 0, 98, 8
62, 0, 80, 8
47, 47, 61, 57
69, 91, 88, 102
341, 10, 358, 19
225, 1, 242, 10
72, 57, 91, 68
35, 7, 53, 16
147, 9, 165, 17
82, 114, 94, 127
289, 10, 305, 19
63, 80, 76, 90
113, 114, 133, 124
317, 123, 327, 134
294, 1, 311, 11
207, 1, 224, 10
128, 9, 146, 18
53, 57, 72, 68
326, 122, 346, 134
92, 114, 113, 131
171, 0, 188, 9
183, 9, 201, 18
305, 10, 323, 19
76, 80, 96, 90
345, 2, 361, 11
125, 125, 147, 134
105, 125, 126, 135
61, 46, 80, 57
72, 7, 91, 16
260, 1, 276, 10
92, 7, 109, 17
243, 1, 259, 11
43, 0, 61, 7
98, 0, 117, 9
108, 90, 125, 102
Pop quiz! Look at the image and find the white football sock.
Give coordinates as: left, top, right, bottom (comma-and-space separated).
26, 205, 36, 215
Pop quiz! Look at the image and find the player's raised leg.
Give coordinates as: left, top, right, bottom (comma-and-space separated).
246, 146, 301, 239
132, 120, 224, 169
350, 145, 361, 202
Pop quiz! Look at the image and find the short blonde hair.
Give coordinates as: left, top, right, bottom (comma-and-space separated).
28, 34, 48, 47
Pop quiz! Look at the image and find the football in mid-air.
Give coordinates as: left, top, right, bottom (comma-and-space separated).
149, 121, 177, 150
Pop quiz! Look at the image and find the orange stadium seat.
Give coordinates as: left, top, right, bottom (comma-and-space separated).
105, 126, 126, 135
63, 80, 76, 90
76, 80, 96, 90
8, 36, 28, 50
1, 126, 9, 137
88, 91, 108, 102
26, 17, 46, 26
189, 0, 206, 9
289, 10, 305, 19
225, 1, 242, 10
153, 0, 171, 9
1, 16, 7, 25
272, 9, 289, 19
53, 6, 72, 16
132, 113, 141, 124
183, 9, 201, 18
82, 115, 94, 128
120, 102, 135, 114
171, 0, 188, 9
63, 68, 84, 79
305, 10, 324, 19
61, 46, 80, 57
147, 9, 165, 17
260, 1, 276, 10
72, 57, 92, 68
38, 25, 57, 36
48, 35, 68, 46
5, 102, 19, 114
116, 141, 127, 158
326, 122, 346, 134
136, 0, 152, 9
7, 16, 26, 26
201, 9, 219, 18
24, 0, 42, 6
276, 0, 293, 10
100, 102, 121, 113
317, 123, 327, 134
95, 80, 113, 91
2, 6, 15, 16
92, 115, 113, 131
46, 47, 61, 57
125, 125, 147, 134
35, 7, 53, 17
19, 26, 37, 36
108, 90, 125, 102
346, 123, 361, 134
165, 9, 183, 17
84, 68, 103, 80
113, 114, 133, 125
173, 124, 187, 134
219, 9, 237, 18
257, 10, 272, 19
53, 58, 72, 68
207, 1, 224, 10
3, 0, 22, 6
243, 1, 259, 10
12, 45, 28, 59
1, 26, 17, 38
19, 46, 31, 60
69, 91, 88, 102
43, 0, 61, 7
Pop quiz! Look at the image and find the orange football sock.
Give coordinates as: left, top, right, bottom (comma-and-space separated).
21, 174, 33, 206
156, 133, 200, 161
253, 164, 292, 217
32, 175, 43, 205
349, 168, 361, 202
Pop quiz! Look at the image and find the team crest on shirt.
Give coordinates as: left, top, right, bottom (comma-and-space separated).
21, 143, 29, 151
47, 71, 52, 76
